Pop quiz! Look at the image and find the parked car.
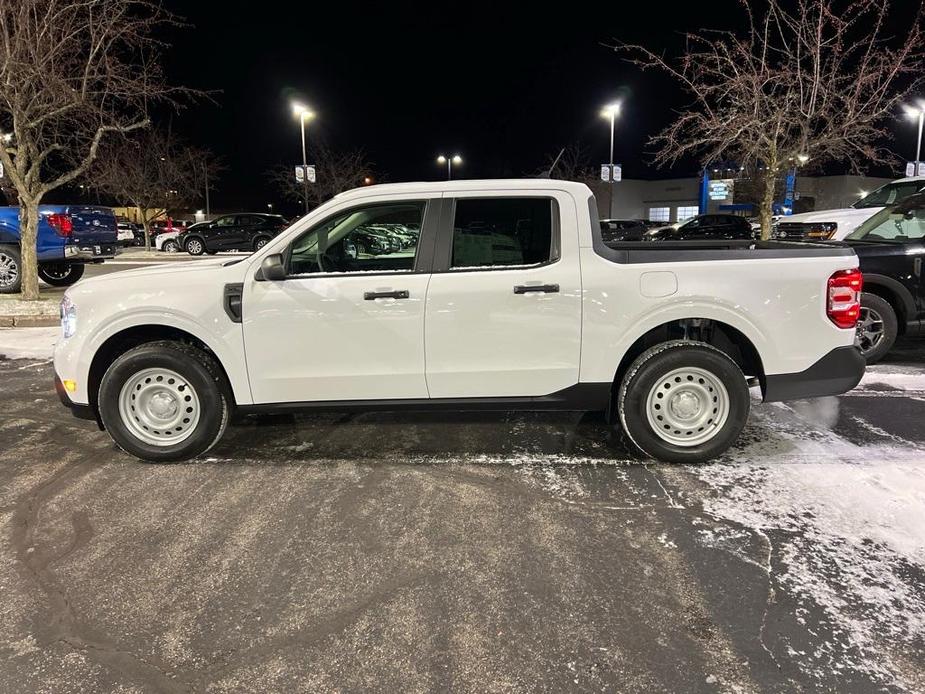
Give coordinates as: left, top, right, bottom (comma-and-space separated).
600, 219, 661, 243
0, 205, 117, 293
150, 218, 188, 236
177, 213, 288, 255
843, 191, 925, 363
774, 176, 925, 241
115, 218, 138, 247
155, 231, 182, 253
53, 180, 864, 464
647, 214, 756, 241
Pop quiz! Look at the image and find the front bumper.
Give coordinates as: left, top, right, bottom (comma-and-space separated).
63, 244, 117, 261
54, 374, 101, 425
762, 346, 865, 402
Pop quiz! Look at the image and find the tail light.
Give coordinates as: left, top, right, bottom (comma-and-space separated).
827, 268, 862, 328
47, 213, 73, 237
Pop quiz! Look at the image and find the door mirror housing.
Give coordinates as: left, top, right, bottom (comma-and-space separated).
257, 253, 286, 281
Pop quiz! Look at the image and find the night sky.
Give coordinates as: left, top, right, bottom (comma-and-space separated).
159, 0, 918, 215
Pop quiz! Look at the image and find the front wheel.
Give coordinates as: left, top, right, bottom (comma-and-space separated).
98, 341, 230, 462
38, 262, 85, 287
185, 237, 205, 255
162, 239, 179, 253
618, 341, 750, 464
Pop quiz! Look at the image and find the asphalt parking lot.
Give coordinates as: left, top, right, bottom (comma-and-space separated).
1, 330, 924, 693
2, 259, 925, 693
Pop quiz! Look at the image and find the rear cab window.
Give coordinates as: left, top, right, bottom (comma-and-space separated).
449, 197, 558, 269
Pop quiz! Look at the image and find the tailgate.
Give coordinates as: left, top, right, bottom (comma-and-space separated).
66, 206, 118, 244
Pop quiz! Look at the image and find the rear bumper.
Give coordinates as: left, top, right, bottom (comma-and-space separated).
63, 244, 116, 262
54, 374, 100, 424
762, 346, 865, 402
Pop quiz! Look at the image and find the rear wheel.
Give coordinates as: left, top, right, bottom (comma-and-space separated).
185, 237, 205, 255
38, 263, 85, 287
618, 340, 749, 464
253, 235, 270, 251
856, 292, 897, 364
98, 341, 230, 462
0, 245, 22, 294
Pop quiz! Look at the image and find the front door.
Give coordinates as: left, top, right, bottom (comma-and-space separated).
424, 192, 583, 398
243, 198, 437, 404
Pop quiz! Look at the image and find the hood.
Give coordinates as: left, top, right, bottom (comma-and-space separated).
79, 257, 235, 286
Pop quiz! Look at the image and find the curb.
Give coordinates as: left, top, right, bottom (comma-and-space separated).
0, 316, 59, 328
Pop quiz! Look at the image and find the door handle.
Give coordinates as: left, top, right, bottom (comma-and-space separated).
363, 290, 410, 300
513, 284, 559, 294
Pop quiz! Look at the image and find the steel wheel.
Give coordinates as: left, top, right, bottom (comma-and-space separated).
645, 366, 730, 446
0, 251, 19, 289
855, 305, 885, 355
118, 367, 201, 446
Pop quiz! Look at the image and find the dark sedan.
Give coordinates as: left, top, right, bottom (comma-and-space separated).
179, 213, 288, 255
600, 218, 662, 243
844, 192, 925, 363
647, 214, 756, 241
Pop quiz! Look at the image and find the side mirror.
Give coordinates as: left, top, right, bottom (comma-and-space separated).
257, 253, 286, 281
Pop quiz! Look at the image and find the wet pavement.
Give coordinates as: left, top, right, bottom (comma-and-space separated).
0, 344, 923, 692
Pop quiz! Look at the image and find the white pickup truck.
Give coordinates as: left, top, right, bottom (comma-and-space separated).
774, 176, 925, 241
54, 179, 865, 463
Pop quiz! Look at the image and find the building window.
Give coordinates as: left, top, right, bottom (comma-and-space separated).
676, 206, 699, 223
648, 207, 670, 223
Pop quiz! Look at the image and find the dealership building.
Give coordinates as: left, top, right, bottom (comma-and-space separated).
589, 174, 894, 223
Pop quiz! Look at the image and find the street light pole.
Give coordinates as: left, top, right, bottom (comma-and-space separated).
292, 102, 315, 215
437, 154, 462, 180
904, 102, 925, 170
600, 102, 621, 219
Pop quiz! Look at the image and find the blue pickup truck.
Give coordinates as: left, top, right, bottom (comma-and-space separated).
0, 205, 118, 293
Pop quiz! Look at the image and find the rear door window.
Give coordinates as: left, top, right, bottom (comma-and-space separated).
450, 198, 556, 269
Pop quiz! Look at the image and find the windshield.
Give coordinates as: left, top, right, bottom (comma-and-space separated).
852, 181, 924, 209
848, 195, 925, 242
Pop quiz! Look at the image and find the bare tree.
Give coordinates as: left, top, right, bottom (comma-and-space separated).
620, 0, 925, 238
88, 131, 220, 249
268, 145, 374, 211
0, 0, 192, 299
536, 143, 598, 185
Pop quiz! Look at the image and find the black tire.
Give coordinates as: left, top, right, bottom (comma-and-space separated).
618, 340, 750, 464
98, 341, 230, 462
253, 235, 270, 251
162, 239, 179, 253
857, 292, 898, 364
0, 245, 22, 294
38, 262, 85, 287
185, 237, 205, 255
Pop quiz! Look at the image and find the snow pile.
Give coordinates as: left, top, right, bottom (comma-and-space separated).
0, 327, 58, 359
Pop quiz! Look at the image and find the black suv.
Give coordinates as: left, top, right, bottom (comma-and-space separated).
648, 214, 756, 241
844, 192, 925, 362
179, 213, 288, 255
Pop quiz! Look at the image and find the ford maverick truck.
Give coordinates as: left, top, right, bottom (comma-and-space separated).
53, 180, 865, 463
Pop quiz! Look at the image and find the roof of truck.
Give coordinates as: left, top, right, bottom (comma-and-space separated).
333, 178, 593, 200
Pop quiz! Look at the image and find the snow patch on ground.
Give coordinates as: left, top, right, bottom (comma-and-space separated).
698, 401, 925, 690
0, 327, 58, 360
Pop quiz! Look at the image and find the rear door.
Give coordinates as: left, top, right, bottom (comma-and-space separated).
424, 191, 582, 398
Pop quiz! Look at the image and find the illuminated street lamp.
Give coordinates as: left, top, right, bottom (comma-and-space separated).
437, 154, 462, 180
600, 101, 622, 217
904, 102, 925, 170
292, 102, 316, 214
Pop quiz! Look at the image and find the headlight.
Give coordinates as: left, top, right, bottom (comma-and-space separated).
60, 295, 77, 338
805, 222, 838, 239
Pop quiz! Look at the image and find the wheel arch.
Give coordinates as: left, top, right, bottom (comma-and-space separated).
87, 324, 239, 412
607, 318, 764, 419
862, 274, 913, 333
